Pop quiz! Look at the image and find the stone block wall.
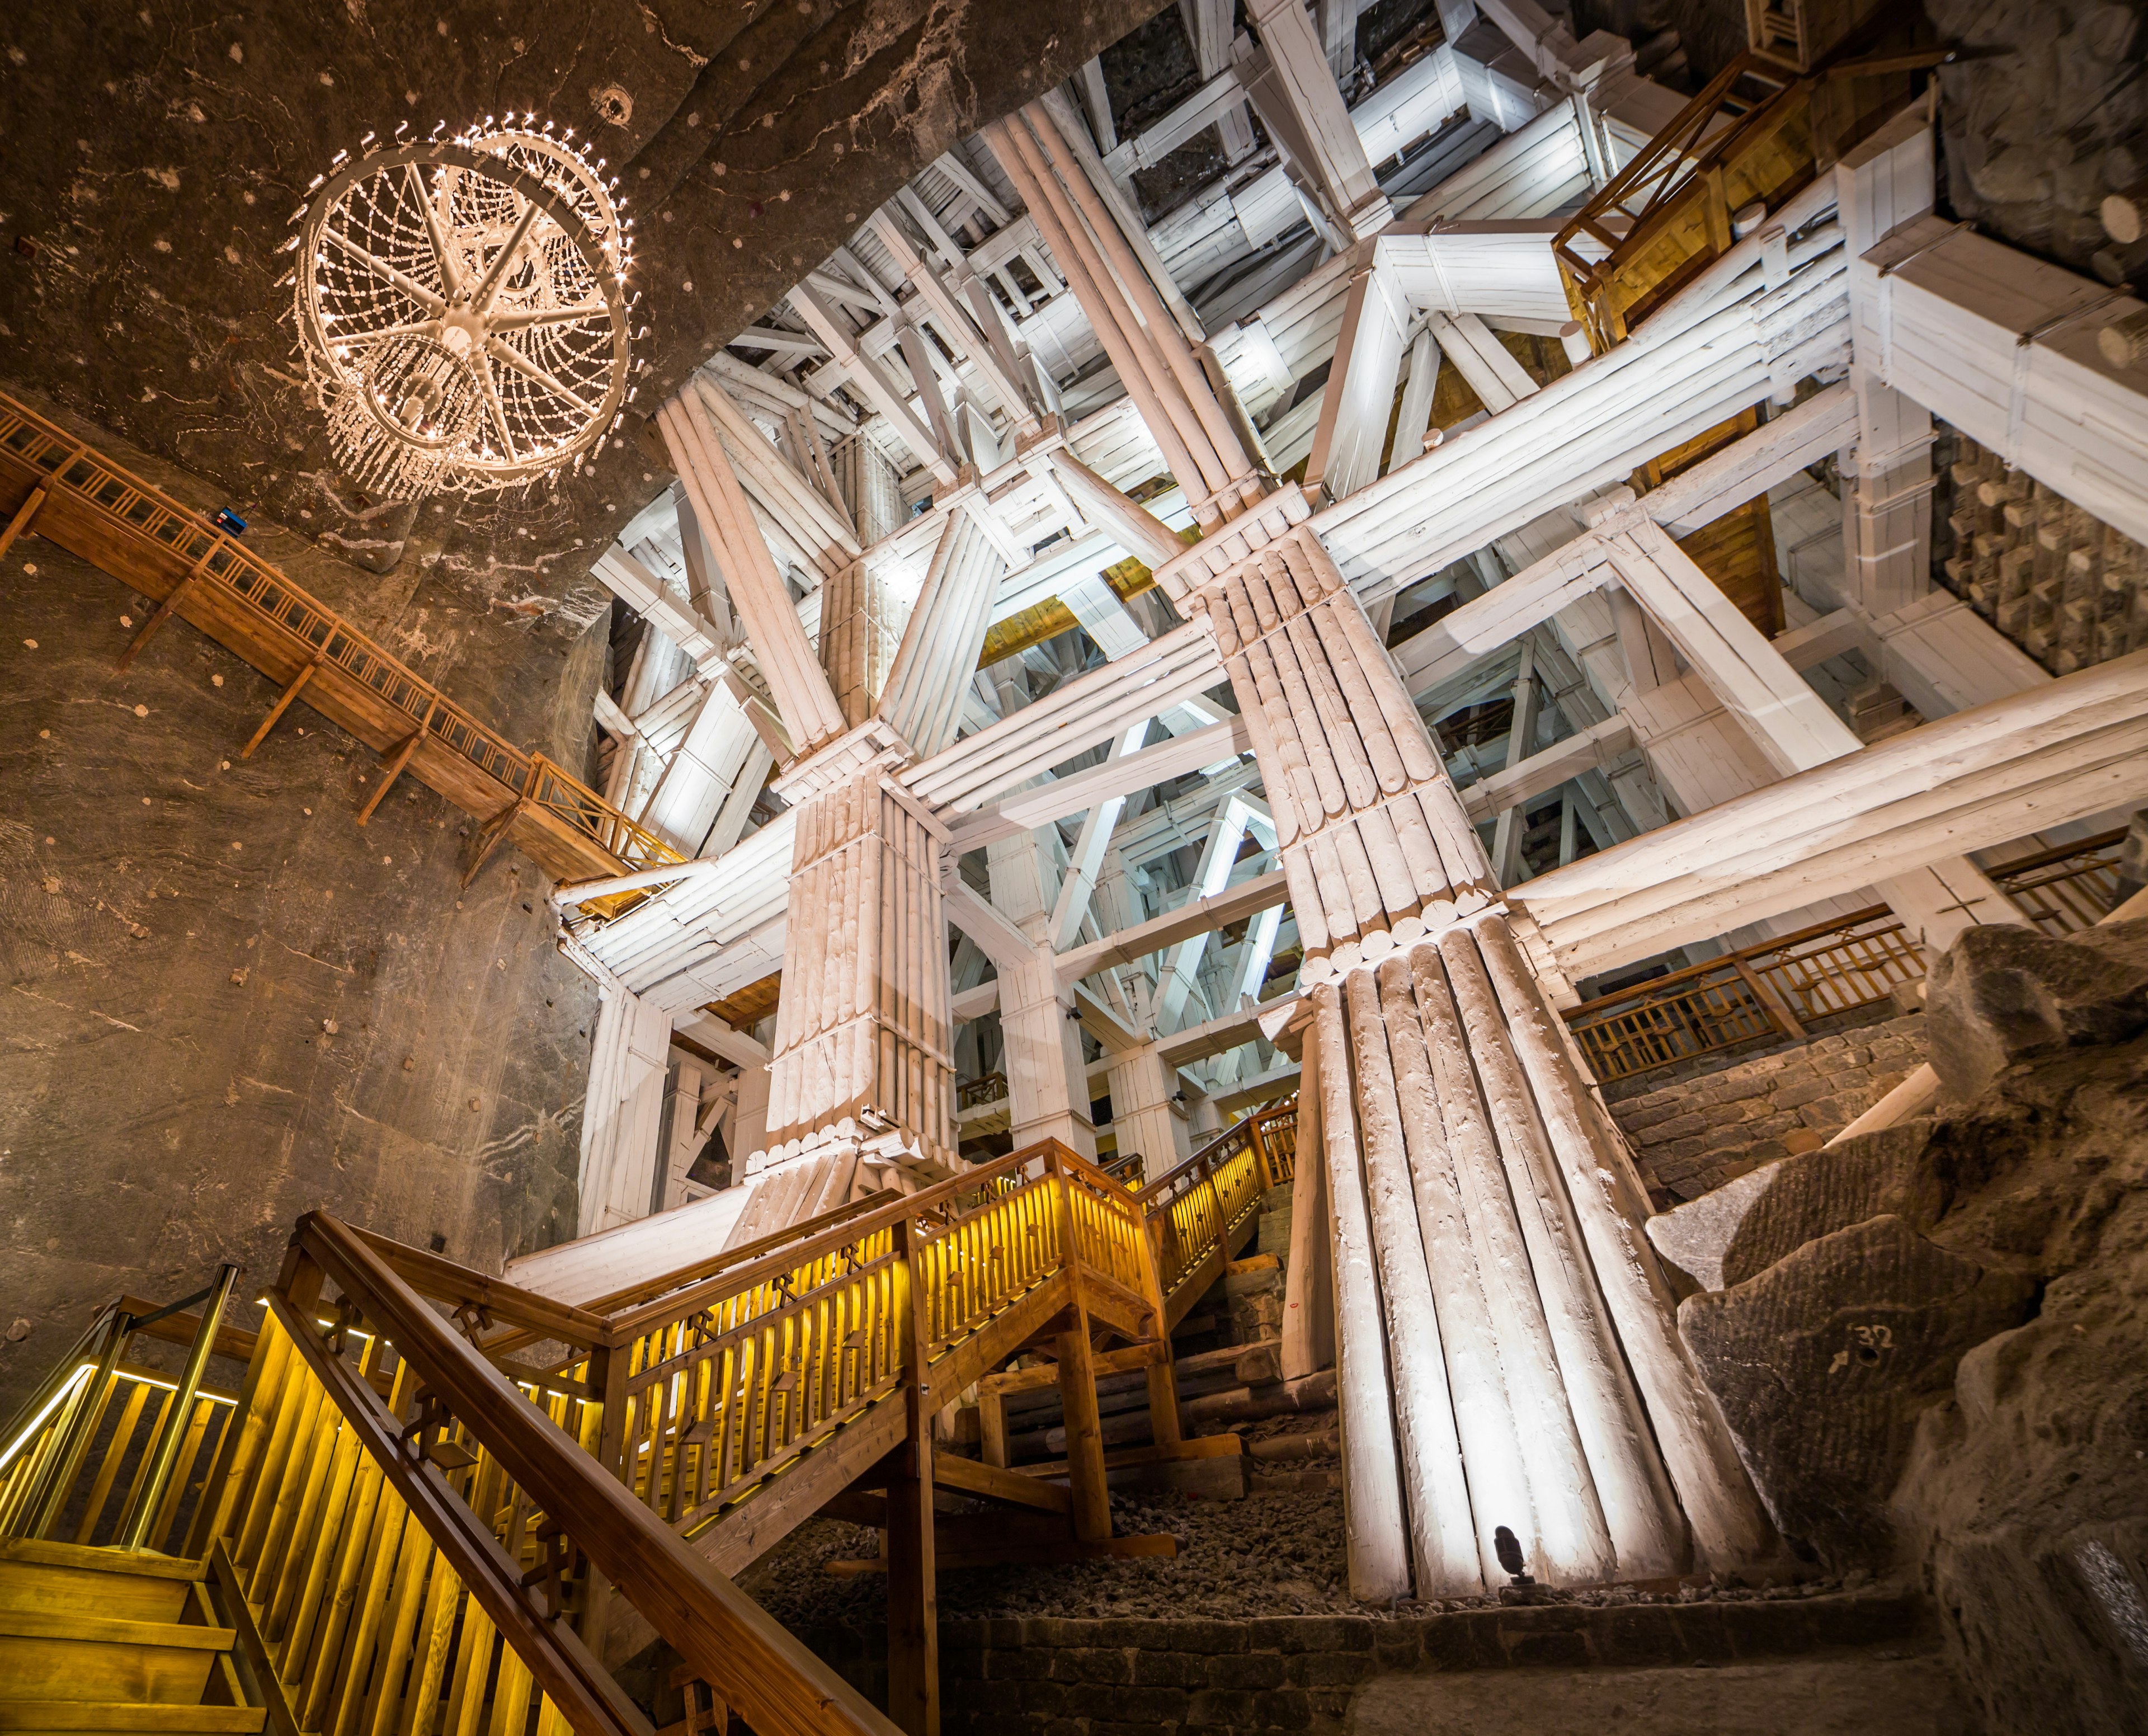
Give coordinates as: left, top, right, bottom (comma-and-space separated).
797, 1592, 1930, 1735
1607, 1015, 1929, 1205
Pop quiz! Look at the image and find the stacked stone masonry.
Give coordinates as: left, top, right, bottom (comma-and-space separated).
1607, 1015, 1930, 1204
799, 1591, 1934, 1736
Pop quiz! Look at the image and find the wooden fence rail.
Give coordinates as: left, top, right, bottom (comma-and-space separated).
1567, 827, 2129, 1082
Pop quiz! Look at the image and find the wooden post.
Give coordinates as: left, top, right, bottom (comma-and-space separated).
576, 1336, 632, 1660
0, 485, 46, 563
1133, 1211, 1183, 1449
1731, 956, 1807, 1041
240, 662, 316, 759
978, 1389, 1008, 1469
357, 696, 439, 825
1047, 1154, 1112, 1543
1280, 1025, 1334, 1381
116, 547, 215, 674
885, 1215, 939, 1736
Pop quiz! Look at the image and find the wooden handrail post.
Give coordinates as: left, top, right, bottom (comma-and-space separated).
1047, 1154, 1113, 1545
121, 1262, 240, 1550
22, 1308, 130, 1540
885, 1214, 939, 1736
1246, 1115, 1274, 1193
1135, 1212, 1183, 1448
577, 1337, 633, 1664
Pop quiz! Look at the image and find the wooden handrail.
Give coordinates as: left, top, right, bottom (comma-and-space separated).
289, 1211, 903, 1736
1986, 826, 2128, 885
353, 1227, 615, 1348
601, 1138, 1127, 1340
1566, 904, 1896, 1015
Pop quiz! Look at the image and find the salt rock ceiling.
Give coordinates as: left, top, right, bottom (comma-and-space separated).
0, 0, 1165, 586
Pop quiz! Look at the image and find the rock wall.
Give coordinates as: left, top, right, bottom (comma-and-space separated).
0, 387, 605, 1418
1667, 922, 2148, 1734
1607, 1013, 1928, 1203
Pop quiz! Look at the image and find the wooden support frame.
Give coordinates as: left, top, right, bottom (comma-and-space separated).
356, 695, 439, 826
239, 661, 317, 760
0, 483, 45, 562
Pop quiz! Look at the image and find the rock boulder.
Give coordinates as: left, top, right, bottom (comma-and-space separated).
1679, 1213, 2038, 1568
1923, 919, 2148, 1101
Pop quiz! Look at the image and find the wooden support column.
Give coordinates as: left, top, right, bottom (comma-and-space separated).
0, 484, 46, 562
1133, 1210, 1183, 1449
1048, 1154, 1112, 1544
1279, 1026, 1334, 1381
240, 661, 317, 759
885, 1214, 939, 1736
357, 696, 438, 825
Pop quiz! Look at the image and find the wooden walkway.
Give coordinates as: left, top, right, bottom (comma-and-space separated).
0, 389, 680, 890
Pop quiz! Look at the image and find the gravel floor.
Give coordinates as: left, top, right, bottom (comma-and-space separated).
738, 1447, 1869, 1631
741, 1481, 1360, 1629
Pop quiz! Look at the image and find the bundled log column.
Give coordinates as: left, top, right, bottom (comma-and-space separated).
762, 773, 957, 1172
1154, 496, 1773, 1599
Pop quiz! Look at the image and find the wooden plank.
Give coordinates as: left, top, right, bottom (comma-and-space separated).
1009, 1433, 1243, 1480
825, 1533, 1176, 1574
931, 1453, 1071, 1515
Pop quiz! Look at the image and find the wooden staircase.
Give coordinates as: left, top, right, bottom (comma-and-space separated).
0, 1539, 264, 1736
0, 1118, 1295, 1736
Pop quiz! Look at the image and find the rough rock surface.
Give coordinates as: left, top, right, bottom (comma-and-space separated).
1673, 914, 2148, 1731
1924, 919, 2148, 1100
1647, 1119, 1939, 1292
1893, 1031, 2148, 1736
0, 398, 602, 1419
1681, 1213, 2038, 1567
0, 0, 1165, 575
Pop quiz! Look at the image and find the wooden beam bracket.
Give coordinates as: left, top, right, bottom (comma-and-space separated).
239, 660, 318, 760
357, 695, 440, 825
0, 484, 47, 563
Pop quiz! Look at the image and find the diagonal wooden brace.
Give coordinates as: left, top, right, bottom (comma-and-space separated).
0, 486, 46, 564
239, 661, 317, 759
357, 695, 440, 825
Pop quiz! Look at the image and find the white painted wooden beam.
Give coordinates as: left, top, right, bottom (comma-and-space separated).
789, 281, 961, 486
1460, 714, 1636, 824
1056, 867, 1292, 987
1243, 0, 1393, 243
1512, 650, 2148, 980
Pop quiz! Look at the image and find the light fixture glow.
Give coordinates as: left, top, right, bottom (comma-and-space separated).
290, 121, 637, 500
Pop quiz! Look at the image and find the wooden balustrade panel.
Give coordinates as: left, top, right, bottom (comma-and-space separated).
915, 1173, 1059, 1356
1062, 1171, 1149, 1300
210, 1315, 590, 1736
0, 1365, 233, 1552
